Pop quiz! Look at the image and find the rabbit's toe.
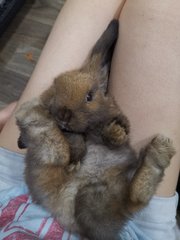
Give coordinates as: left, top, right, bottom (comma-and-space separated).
115, 114, 130, 135
102, 121, 128, 147
146, 134, 176, 169
151, 134, 176, 160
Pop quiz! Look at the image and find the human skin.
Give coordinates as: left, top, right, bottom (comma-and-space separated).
0, 102, 17, 132
0, 0, 179, 197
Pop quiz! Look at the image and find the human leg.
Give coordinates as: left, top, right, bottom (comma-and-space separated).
0, 1, 179, 238
0, 0, 179, 198
0, 0, 122, 152
109, 0, 180, 197
0, 102, 17, 132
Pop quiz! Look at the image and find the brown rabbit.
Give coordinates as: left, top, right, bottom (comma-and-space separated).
16, 19, 176, 240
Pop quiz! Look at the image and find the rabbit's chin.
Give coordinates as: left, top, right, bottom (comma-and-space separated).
58, 121, 71, 132
57, 120, 86, 134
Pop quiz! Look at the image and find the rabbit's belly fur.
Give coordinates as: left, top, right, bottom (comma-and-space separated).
54, 141, 136, 230
77, 141, 135, 178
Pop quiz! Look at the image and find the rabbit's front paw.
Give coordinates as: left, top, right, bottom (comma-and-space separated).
114, 114, 130, 135
102, 120, 128, 147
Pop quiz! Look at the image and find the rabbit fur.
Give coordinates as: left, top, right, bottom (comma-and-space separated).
16, 20, 176, 240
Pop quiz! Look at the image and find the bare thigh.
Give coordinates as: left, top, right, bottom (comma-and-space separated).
0, 0, 179, 197
0, 0, 121, 152
110, 0, 180, 197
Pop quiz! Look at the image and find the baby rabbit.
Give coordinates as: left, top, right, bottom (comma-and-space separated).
16, 19, 176, 240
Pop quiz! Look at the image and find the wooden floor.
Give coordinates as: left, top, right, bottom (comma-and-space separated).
0, 0, 65, 109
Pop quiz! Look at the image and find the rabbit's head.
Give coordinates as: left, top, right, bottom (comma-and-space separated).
41, 20, 120, 133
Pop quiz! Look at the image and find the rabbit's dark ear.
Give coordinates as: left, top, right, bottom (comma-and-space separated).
91, 19, 119, 69
84, 20, 119, 93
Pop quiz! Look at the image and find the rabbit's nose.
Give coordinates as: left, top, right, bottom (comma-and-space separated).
58, 107, 72, 122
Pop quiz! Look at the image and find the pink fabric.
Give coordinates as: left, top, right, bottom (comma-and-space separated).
0, 194, 67, 239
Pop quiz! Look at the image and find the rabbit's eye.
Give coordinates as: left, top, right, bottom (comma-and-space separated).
86, 91, 93, 102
